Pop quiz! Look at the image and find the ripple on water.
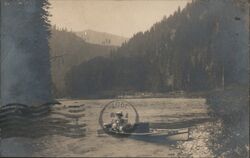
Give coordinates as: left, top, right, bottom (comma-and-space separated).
0, 103, 86, 139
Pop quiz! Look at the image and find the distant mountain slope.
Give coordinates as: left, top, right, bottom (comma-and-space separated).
49, 27, 117, 97
75, 29, 129, 46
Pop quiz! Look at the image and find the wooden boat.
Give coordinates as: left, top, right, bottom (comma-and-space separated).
97, 100, 189, 141
97, 122, 189, 141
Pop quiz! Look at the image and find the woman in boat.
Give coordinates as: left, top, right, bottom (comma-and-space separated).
111, 111, 128, 132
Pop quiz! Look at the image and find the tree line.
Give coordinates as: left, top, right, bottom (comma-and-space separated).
65, 0, 248, 98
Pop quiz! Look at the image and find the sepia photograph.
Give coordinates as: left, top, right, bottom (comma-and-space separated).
0, 0, 249, 157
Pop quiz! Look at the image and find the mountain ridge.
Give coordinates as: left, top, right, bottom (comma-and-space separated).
75, 29, 129, 46
49, 27, 117, 97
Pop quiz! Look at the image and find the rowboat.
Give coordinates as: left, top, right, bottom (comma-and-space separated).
97, 122, 189, 141
98, 100, 189, 141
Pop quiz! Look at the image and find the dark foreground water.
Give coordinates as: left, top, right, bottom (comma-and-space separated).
0, 98, 241, 157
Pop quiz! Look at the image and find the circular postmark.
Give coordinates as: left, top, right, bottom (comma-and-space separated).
98, 100, 139, 136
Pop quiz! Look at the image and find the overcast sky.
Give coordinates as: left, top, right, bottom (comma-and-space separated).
49, 0, 190, 38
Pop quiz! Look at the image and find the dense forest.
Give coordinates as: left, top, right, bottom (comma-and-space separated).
65, 0, 248, 98
49, 27, 117, 97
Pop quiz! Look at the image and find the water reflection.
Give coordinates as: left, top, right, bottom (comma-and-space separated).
0, 103, 86, 138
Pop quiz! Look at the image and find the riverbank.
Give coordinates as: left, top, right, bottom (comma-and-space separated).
206, 86, 249, 157
60, 90, 209, 100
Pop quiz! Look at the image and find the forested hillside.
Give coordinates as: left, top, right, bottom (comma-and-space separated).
49, 26, 117, 97
65, 0, 248, 98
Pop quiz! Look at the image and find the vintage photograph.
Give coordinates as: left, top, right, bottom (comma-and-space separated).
0, 0, 249, 157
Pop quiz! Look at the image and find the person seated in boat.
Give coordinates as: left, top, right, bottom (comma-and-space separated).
111, 111, 128, 132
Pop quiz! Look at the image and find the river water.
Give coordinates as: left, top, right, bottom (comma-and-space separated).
0, 98, 216, 157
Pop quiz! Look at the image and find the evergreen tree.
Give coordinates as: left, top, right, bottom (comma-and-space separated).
1, 0, 53, 106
